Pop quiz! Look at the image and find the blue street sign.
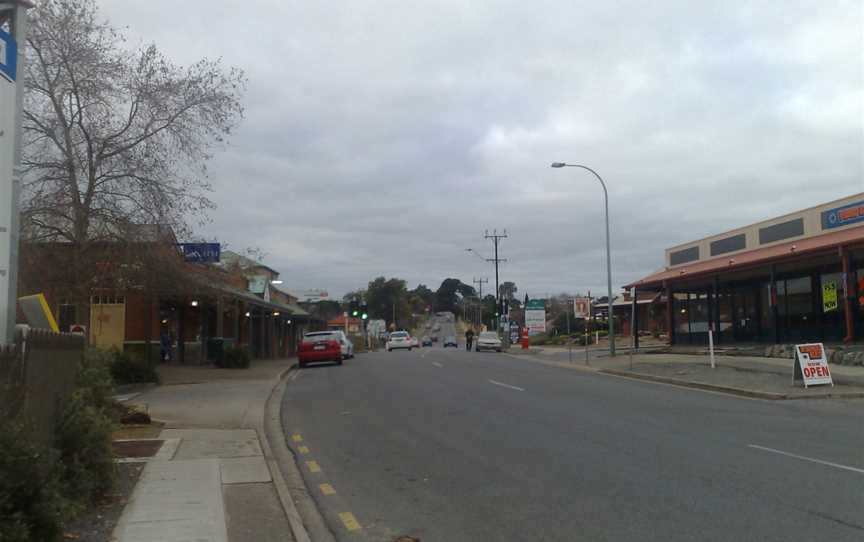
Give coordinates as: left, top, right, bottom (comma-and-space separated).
180, 243, 221, 263
0, 29, 17, 83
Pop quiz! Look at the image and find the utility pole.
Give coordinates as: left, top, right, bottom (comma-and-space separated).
473, 277, 488, 330
484, 229, 507, 333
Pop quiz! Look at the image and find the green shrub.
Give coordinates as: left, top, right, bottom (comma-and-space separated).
218, 346, 250, 369
0, 421, 66, 542
109, 349, 159, 384
55, 389, 117, 509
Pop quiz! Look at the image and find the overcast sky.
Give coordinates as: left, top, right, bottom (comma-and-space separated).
100, 0, 863, 299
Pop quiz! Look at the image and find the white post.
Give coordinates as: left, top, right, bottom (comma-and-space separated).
0, 2, 29, 345
708, 328, 716, 369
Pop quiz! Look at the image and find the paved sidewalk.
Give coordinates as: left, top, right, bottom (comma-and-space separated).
113, 359, 299, 542
506, 349, 864, 400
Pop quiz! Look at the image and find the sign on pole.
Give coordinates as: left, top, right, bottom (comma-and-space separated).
525, 299, 546, 336
0, 29, 17, 83
793, 343, 833, 388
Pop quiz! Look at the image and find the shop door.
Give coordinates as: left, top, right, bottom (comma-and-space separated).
90, 296, 126, 349
732, 288, 760, 342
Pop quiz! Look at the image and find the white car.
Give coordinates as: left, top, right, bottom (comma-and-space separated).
410, 336, 420, 348
386, 331, 413, 351
309, 330, 354, 359
476, 331, 503, 352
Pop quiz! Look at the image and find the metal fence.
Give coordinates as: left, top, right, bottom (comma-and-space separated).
0, 330, 84, 445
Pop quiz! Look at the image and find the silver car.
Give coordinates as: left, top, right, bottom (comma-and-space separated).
476, 331, 502, 352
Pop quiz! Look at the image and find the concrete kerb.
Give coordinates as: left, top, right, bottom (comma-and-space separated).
261, 364, 337, 542
598, 368, 864, 401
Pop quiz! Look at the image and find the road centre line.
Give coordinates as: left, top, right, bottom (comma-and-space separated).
488, 379, 525, 392
432, 362, 443, 368
748, 444, 864, 475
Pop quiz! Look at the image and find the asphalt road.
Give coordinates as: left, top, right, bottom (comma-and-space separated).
281, 344, 864, 542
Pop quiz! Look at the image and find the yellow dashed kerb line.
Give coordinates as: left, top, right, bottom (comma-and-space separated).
291, 434, 303, 442
305, 460, 321, 473
319, 483, 336, 495
298, 445, 310, 454
338, 512, 362, 531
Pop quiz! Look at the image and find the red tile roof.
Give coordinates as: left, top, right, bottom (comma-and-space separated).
627, 225, 864, 289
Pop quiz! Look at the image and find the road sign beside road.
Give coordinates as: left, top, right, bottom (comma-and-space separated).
525, 299, 546, 335
793, 343, 833, 388
0, 29, 17, 83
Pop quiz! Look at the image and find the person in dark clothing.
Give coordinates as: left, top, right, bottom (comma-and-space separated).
465, 328, 475, 351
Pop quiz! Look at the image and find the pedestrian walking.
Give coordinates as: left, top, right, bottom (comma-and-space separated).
465, 328, 474, 351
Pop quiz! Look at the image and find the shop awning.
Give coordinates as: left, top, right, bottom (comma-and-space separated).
626, 225, 864, 289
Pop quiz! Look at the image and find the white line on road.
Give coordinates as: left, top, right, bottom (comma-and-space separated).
432, 362, 443, 368
488, 379, 525, 392
748, 444, 864, 475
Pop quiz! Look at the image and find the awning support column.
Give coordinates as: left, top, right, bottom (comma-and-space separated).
770, 264, 779, 344
841, 246, 856, 343
631, 287, 639, 350
665, 283, 673, 345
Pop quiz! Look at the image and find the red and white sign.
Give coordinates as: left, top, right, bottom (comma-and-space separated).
794, 343, 833, 388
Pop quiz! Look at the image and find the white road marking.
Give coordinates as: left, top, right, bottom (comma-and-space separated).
488, 379, 525, 392
432, 362, 443, 368
748, 444, 864, 475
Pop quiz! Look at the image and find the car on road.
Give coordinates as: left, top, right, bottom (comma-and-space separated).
332, 330, 354, 359
421, 336, 433, 347
298, 331, 343, 367
476, 331, 503, 352
410, 336, 420, 348
386, 331, 414, 351
432, 324, 441, 332
443, 336, 458, 348
431, 335, 439, 343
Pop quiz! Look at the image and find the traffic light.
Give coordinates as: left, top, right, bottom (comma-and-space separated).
350, 298, 359, 317
360, 301, 368, 320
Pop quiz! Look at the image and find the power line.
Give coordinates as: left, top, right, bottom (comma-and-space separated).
484, 229, 508, 323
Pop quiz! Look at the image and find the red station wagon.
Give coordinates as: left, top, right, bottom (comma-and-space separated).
298, 331, 343, 368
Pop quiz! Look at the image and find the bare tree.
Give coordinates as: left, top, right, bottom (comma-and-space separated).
17, 0, 245, 319
21, 0, 245, 244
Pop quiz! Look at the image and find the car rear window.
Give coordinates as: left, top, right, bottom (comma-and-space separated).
479, 332, 499, 339
391, 332, 408, 338
304, 332, 337, 341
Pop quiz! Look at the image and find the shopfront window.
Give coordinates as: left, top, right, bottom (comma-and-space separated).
820, 272, 845, 341
689, 292, 710, 334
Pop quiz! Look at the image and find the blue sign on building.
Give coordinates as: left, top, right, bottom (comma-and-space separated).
0, 29, 17, 83
180, 243, 221, 263
821, 201, 864, 230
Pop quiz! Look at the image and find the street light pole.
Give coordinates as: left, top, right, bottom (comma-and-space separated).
551, 162, 615, 356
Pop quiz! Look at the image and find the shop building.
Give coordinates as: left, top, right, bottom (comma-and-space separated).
627, 193, 864, 346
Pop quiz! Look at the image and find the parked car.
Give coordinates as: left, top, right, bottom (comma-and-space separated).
421, 336, 433, 347
332, 330, 354, 359
386, 331, 413, 351
476, 331, 503, 352
443, 336, 458, 348
298, 331, 343, 367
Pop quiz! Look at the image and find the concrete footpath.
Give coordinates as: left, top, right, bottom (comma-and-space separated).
507, 346, 864, 400
113, 359, 305, 542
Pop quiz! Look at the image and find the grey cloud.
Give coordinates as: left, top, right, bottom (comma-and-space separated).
98, 0, 863, 297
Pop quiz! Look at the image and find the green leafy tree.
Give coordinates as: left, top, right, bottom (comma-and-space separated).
434, 278, 475, 313
366, 277, 410, 327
